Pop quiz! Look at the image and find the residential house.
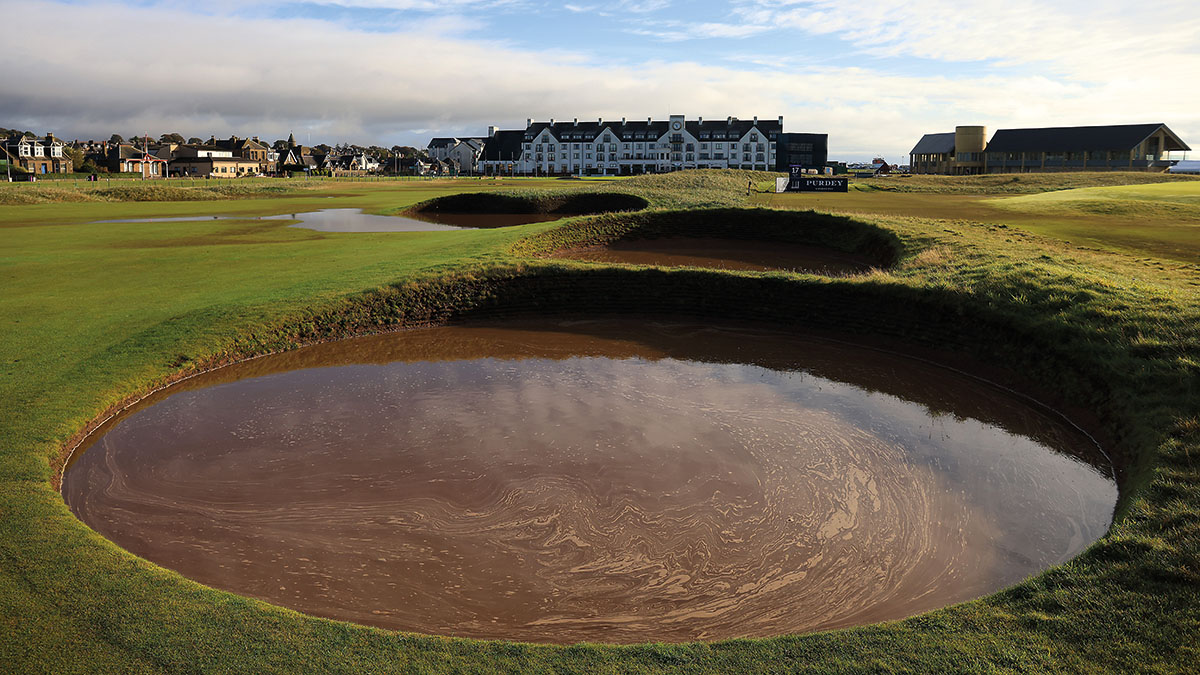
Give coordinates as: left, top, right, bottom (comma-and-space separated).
397, 156, 431, 176
478, 129, 525, 175
213, 136, 274, 173
106, 144, 168, 177
3, 133, 73, 174
169, 155, 260, 178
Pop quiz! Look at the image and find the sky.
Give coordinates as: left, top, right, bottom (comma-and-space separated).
2, 0, 1198, 162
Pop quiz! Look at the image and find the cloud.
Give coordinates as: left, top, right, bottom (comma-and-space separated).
733, 0, 1200, 80
1, 0, 1197, 162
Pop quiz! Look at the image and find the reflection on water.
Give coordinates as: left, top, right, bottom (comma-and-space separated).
63, 320, 1116, 644
557, 237, 873, 274
93, 209, 561, 232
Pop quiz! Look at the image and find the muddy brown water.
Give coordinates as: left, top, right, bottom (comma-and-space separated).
557, 238, 873, 274
63, 319, 1116, 644
94, 209, 560, 232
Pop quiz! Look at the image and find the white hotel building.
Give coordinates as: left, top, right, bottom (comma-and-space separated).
474, 115, 782, 176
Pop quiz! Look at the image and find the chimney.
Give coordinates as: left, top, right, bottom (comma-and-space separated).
573, 118, 578, 125
526, 118, 532, 127
698, 117, 703, 124
647, 117, 651, 123
727, 116, 732, 125
778, 115, 783, 126
487, 125, 497, 137
598, 117, 602, 124
753, 116, 758, 124
550, 118, 554, 125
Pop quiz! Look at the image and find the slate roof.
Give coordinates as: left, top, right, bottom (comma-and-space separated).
909, 132, 956, 155
428, 137, 458, 148
481, 130, 524, 161
986, 123, 1190, 153
524, 118, 782, 143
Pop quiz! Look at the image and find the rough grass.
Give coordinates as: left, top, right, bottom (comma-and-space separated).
1, 172, 1198, 673
855, 171, 1200, 194
0, 180, 321, 205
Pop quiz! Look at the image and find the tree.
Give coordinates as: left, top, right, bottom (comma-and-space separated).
109, 134, 124, 144
160, 133, 185, 144
64, 146, 84, 171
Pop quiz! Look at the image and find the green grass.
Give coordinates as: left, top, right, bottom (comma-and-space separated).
763, 175, 1200, 265
1, 172, 1198, 673
854, 171, 1200, 194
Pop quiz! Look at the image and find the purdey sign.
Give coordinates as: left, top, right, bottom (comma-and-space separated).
787, 166, 847, 192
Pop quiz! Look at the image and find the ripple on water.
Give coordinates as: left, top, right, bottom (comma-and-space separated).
63, 320, 1116, 643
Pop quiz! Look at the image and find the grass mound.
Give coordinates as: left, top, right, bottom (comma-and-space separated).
512, 207, 903, 269
413, 191, 648, 215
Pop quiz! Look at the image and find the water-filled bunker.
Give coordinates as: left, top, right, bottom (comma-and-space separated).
525, 208, 901, 275
63, 319, 1115, 644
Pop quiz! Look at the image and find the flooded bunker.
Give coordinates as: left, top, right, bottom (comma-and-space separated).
540, 208, 900, 275
63, 318, 1115, 644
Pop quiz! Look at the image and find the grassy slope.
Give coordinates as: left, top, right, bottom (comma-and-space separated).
852, 171, 1199, 194
1, 171, 1198, 673
762, 177, 1200, 264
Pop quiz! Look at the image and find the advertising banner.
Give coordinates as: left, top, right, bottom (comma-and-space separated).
788, 167, 848, 192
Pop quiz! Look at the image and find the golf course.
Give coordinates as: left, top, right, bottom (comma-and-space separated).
2, 170, 1198, 673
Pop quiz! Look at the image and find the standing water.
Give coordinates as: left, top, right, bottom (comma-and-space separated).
63, 319, 1116, 644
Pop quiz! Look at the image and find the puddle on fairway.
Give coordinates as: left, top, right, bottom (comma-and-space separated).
557, 237, 874, 274
93, 209, 561, 232
63, 319, 1116, 644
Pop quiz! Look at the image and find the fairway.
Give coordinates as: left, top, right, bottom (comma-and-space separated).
1, 172, 1198, 673
760, 175, 1200, 264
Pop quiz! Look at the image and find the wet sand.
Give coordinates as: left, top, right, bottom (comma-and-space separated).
556, 238, 873, 274
63, 319, 1115, 644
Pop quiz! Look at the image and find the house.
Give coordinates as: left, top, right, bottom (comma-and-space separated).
213, 136, 274, 173
397, 156, 431, 176
106, 144, 167, 177
478, 129, 525, 175
3, 133, 73, 174
910, 123, 1191, 174
278, 133, 324, 173
426, 137, 460, 162
169, 155, 260, 178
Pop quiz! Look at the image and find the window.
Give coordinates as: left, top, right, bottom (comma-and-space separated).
685, 144, 694, 151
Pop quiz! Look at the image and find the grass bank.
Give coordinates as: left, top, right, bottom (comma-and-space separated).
410, 190, 649, 215
0, 173, 1197, 672
854, 171, 1199, 194
510, 207, 903, 269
